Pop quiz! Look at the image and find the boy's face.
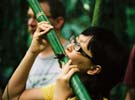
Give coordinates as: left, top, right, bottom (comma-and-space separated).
27, 2, 54, 36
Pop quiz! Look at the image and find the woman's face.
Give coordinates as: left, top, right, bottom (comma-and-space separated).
65, 34, 93, 72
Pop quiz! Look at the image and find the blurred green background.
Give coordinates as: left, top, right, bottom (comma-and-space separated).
0, 0, 135, 90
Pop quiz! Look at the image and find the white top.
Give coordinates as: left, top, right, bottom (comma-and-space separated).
26, 42, 69, 88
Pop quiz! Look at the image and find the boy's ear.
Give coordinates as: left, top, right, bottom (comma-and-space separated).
87, 65, 102, 75
54, 16, 64, 29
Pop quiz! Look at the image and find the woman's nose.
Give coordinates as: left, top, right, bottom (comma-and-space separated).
66, 44, 74, 52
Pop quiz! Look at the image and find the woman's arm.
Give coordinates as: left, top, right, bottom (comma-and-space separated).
2, 21, 53, 100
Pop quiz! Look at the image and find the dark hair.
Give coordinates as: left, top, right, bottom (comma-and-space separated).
38, 0, 65, 19
81, 27, 129, 99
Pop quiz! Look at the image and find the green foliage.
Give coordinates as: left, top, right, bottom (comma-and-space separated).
61, 0, 93, 40
110, 83, 128, 100
0, 0, 28, 88
126, 7, 135, 45
91, 0, 135, 49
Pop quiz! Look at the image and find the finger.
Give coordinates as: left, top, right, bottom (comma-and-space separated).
39, 24, 53, 31
62, 64, 77, 75
62, 60, 72, 73
36, 26, 53, 38
63, 59, 72, 67
65, 67, 79, 81
40, 26, 53, 35
61, 59, 72, 68
41, 23, 53, 29
38, 21, 49, 25
36, 22, 53, 33
61, 62, 65, 67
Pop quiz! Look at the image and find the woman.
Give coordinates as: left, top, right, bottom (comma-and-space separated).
2, 21, 129, 100
53, 26, 129, 100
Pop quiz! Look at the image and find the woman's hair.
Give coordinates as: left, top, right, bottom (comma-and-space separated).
81, 27, 129, 98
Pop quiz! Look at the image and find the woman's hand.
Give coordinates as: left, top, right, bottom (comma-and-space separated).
54, 60, 79, 100
29, 21, 53, 55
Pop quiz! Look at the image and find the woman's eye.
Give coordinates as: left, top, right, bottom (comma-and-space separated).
74, 46, 81, 52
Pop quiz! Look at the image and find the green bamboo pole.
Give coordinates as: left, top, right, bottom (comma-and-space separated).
27, 0, 91, 100
91, 0, 103, 26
